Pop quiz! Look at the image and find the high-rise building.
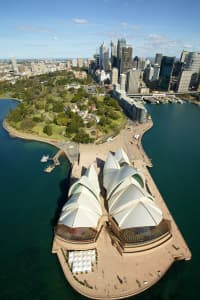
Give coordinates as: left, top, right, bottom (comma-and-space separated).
180, 50, 189, 63
133, 56, 140, 69
94, 54, 100, 69
144, 64, 154, 82
155, 53, 163, 66
111, 67, 118, 85
184, 52, 200, 88
159, 56, 175, 91
126, 69, 140, 94
99, 42, 110, 71
152, 64, 160, 81
119, 73, 127, 92
11, 57, 19, 74
120, 46, 133, 74
111, 41, 117, 68
117, 38, 126, 70
177, 70, 193, 92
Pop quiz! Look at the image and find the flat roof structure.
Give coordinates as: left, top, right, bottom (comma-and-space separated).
52, 120, 191, 299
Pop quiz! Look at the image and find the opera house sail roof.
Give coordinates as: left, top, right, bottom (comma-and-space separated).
103, 151, 163, 228
59, 164, 102, 228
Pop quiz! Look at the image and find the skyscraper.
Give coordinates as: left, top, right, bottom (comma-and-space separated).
155, 53, 163, 66
111, 41, 117, 68
126, 69, 140, 94
177, 70, 193, 92
120, 46, 133, 74
99, 42, 110, 72
119, 73, 127, 92
111, 67, 119, 85
117, 38, 126, 70
159, 56, 175, 91
184, 52, 200, 88
11, 57, 19, 74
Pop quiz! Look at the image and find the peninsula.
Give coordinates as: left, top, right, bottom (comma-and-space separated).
52, 119, 191, 299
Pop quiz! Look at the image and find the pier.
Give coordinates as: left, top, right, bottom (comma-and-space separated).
44, 149, 62, 173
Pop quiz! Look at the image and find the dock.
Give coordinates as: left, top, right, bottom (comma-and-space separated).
44, 149, 63, 173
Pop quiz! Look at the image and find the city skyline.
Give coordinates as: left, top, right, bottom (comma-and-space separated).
0, 0, 200, 59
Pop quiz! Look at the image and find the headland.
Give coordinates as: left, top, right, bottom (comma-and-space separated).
52, 119, 191, 299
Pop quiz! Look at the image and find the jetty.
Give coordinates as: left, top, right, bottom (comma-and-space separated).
52, 119, 191, 300
44, 149, 62, 173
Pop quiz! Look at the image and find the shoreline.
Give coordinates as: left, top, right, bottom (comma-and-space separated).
3, 119, 62, 149
0, 97, 22, 102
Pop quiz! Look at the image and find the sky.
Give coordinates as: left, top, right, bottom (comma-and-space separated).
0, 0, 200, 59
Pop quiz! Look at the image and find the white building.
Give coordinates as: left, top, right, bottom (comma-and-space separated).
111, 67, 118, 85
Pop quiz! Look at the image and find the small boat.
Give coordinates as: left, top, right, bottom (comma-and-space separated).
40, 155, 49, 163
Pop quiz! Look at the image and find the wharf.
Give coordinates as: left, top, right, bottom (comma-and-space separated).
44, 149, 62, 173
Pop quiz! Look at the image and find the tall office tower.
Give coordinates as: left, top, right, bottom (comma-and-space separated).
111, 41, 117, 68
111, 67, 119, 85
77, 58, 83, 68
103, 49, 110, 72
126, 69, 140, 94
155, 53, 163, 66
11, 57, 19, 74
119, 73, 127, 92
159, 56, 175, 91
117, 38, 126, 70
99, 42, 110, 71
94, 54, 100, 69
138, 58, 146, 70
184, 52, 200, 88
180, 50, 189, 63
144, 64, 154, 82
152, 64, 160, 81
120, 46, 133, 74
133, 56, 140, 69
177, 70, 193, 92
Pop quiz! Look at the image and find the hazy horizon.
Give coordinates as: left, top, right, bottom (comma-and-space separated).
0, 0, 200, 59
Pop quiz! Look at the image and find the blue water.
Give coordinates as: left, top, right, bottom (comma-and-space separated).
0, 100, 198, 300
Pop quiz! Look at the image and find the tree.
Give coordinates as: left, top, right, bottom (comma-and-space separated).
43, 125, 52, 136
72, 130, 93, 143
52, 102, 64, 112
20, 118, 36, 131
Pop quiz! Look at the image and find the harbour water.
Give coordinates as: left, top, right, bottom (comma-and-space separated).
0, 99, 198, 300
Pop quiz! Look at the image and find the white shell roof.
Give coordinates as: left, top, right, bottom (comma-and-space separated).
69, 164, 100, 200
114, 148, 130, 165
59, 164, 102, 228
113, 199, 162, 228
103, 149, 163, 229
59, 205, 100, 228
63, 191, 102, 215
106, 165, 139, 199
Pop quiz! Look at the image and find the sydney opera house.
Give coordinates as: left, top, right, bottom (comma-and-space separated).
52, 148, 191, 299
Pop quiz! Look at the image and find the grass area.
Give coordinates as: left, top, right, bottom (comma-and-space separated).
1, 71, 126, 143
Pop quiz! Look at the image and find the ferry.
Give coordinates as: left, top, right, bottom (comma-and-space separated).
40, 155, 49, 163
